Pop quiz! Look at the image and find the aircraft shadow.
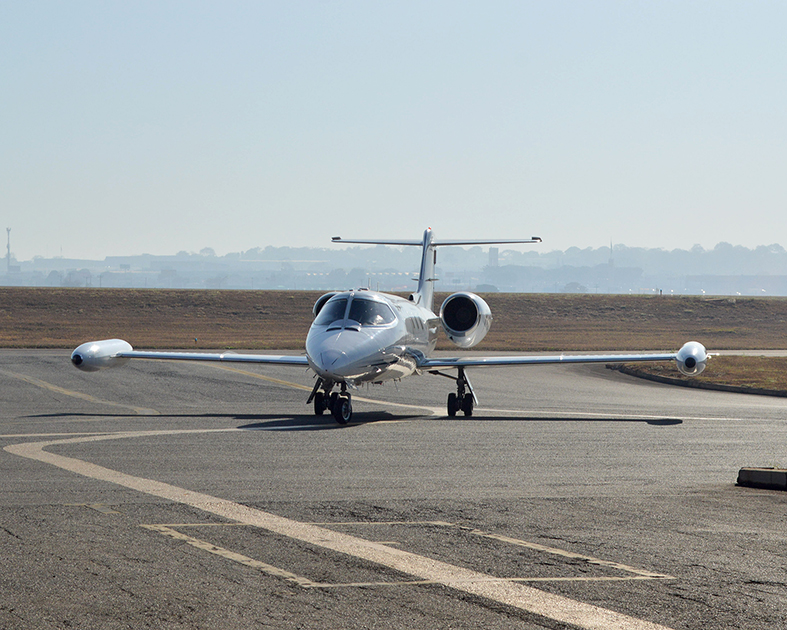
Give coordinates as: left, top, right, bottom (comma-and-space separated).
448, 415, 683, 426
22, 411, 421, 431
237, 411, 423, 431
25, 411, 682, 427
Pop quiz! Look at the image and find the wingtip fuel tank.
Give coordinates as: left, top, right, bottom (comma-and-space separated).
71, 339, 133, 372
675, 341, 708, 376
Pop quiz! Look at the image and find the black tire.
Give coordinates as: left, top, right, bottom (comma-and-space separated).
461, 393, 474, 416
332, 396, 352, 424
328, 392, 339, 412
447, 393, 458, 417
314, 392, 325, 416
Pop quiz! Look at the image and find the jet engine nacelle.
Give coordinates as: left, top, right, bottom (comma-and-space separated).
313, 292, 338, 318
675, 341, 708, 376
71, 339, 133, 372
439, 292, 492, 348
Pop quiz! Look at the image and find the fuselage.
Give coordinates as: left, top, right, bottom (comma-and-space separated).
305, 289, 439, 385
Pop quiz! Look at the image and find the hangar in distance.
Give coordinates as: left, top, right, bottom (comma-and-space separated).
71, 228, 708, 424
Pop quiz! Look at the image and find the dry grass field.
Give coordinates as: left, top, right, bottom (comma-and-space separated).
3, 287, 787, 351
2, 287, 787, 392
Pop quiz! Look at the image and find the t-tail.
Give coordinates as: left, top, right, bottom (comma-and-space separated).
332, 228, 542, 313
413, 228, 437, 310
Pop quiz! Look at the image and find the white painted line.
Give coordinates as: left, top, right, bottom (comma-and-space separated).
5, 430, 677, 630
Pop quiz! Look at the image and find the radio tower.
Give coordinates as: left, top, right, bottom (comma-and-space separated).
5, 228, 9, 274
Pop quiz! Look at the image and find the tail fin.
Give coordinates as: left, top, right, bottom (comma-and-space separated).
414, 228, 437, 310
331, 229, 542, 313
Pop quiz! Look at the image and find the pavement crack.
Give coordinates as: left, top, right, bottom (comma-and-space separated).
1, 526, 22, 540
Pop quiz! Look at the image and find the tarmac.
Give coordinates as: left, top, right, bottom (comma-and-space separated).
2, 349, 787, 629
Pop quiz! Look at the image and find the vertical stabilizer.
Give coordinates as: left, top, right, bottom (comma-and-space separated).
412, 228, 437, 311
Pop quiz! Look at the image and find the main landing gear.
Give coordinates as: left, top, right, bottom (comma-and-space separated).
431, 367, 476, 417
309, 379, 352, 425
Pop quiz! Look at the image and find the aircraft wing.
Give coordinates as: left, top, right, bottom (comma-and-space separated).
71, 339, 309, 372
418, 341, 708, 376
419, 352, 676, 368
119, 350, 310, 365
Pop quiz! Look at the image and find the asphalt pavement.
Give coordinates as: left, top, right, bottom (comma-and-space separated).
2, 350, 786, 630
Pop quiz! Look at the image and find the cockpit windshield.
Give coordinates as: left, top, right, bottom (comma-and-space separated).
347, 298, 396, 326
314, 295, 396, 328
313, 297, 348, 326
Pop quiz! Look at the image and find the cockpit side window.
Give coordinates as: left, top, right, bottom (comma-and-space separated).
347, 298, 396, 326
313, 298, 348, 326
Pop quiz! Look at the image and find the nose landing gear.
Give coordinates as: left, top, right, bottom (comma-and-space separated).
308, 379, 352, 424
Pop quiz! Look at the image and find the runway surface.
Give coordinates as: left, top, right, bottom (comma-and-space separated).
2, 349, 787, 629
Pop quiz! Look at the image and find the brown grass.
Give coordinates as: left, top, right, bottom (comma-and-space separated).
3, 287, 786, 392
2, 288, 786, 351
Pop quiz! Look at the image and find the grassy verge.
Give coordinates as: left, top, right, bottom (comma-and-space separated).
2, 287, 787, 395
618, 356, 787, 396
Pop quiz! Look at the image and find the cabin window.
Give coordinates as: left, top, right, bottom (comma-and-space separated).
313, 298, 348, 326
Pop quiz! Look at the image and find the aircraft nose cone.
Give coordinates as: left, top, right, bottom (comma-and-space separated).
318, 348, 346, 371
307, 329, 381, 379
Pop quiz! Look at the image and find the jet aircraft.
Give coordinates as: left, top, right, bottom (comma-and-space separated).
71, 229, 708, 424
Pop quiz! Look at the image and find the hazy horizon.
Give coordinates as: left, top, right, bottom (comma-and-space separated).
3, 2, 786, 261
8, 238, 787, 264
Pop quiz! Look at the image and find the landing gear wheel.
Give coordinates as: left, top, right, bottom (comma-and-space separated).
328, 392, 339, 412
447, 393, 459, 417
332, 395, 352, 424
314, 392, 326, 416
461, 393, 474, 416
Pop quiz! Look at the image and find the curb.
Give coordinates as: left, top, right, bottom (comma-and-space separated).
609, 364, 787, 398
736, 468, 787, 491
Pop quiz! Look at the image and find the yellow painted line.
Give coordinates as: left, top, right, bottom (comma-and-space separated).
200, 363, 315, 392
314, 520, 673, 580
140, 524, 321, 587
5, 430, 678, 630
202, 362, 441, 415
178, 362, 715, 422
461, 526, 674, 580
0, 369, 160, 416
0, 432, 110, 438
143, 521, 668, 585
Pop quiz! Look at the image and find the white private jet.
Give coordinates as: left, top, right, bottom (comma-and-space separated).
71, 228, 708, 424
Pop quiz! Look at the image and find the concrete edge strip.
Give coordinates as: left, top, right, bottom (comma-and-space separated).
5, 431, 676, 630
612, 365, 787, 398
737, 467, 787, 491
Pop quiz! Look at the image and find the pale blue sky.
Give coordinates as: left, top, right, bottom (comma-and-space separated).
2, 1, 785, 260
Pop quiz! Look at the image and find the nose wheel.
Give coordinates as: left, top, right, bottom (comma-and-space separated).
331, 394, 352, 424
308, 379, 352, 424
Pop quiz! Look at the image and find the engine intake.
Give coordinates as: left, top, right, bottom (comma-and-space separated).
439, 292, 492, 348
